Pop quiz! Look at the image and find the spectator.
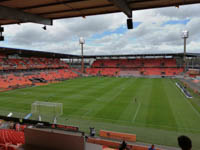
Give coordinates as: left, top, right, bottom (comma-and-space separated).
148, 144, 155, 150
89, 127, 95, 137
178, 135, 192, 150
119, 141, 129, 150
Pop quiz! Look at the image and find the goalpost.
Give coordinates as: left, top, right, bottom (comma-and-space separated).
31, 101, 63, 123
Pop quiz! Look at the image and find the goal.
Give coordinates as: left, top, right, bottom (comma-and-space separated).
31, 101, 63, 123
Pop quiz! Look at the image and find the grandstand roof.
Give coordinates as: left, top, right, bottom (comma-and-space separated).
0, 0, 200, 26
0, 47, 200, 59
0, 47, 81, 58
83, 53, 200, 58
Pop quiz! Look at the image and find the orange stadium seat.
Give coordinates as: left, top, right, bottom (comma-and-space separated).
89, 58, 183, 77
0, 54, 77, 90
0, 57, 69, 71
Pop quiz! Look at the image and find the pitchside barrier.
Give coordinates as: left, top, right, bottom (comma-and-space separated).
87, 137, 161, 150
99, 130, 136, 142
87, 137, 122, 149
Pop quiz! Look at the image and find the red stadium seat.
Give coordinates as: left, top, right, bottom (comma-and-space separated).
0, 129, 25, 145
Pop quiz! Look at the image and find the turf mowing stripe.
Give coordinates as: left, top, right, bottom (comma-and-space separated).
117, 78, 144, 123
1, 77, 199, 149
165, 79, 190, 132
130, 78, 153, 125
61, 78, 117, 116
93, 78, 136, 120
1, 77, 200, 135
146, 79, 177, 128
65, 114, 200, 133
65, 77, 127, 116
165, 79, 200, 132
184, 97, 200, 117
0, 77, 108, 117
171, 79, 200, 118
164, 79, 198, 132
70, 77, 129, 117
64, 117, 200, 150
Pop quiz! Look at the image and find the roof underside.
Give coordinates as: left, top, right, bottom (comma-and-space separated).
0, 0, 200, 25
0, 47, 80, 58
0, 47, 200, 59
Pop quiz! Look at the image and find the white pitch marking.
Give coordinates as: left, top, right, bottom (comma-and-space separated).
132, 102, 141, 123
67, 114, 200, 132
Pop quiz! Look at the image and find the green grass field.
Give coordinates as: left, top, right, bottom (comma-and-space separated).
0, 77, 200, 149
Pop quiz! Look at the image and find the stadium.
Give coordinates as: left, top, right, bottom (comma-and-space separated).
0, 1, 200, 150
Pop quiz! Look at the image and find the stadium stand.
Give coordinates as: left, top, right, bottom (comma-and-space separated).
0, 129, 25, 150
0, 69, 78, 90
91, 58, 177, 68
87, 58, 184, 77
0, 51, 79, 91
86, 68, 120, 76
0, 48, 199, 150
0, 57, 68, 70
0, 0, 200, 149
0, 129, 24, 145
2, 47, 199, 80
186, 69, 200, 78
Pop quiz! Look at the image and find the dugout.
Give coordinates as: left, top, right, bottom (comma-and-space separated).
22, 127, 104, 150
23, 127, 85, 150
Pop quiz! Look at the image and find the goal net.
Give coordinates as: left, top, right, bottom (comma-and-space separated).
31, 101, 63, 123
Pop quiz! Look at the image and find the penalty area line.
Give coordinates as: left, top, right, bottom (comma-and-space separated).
132, 102, 141, 123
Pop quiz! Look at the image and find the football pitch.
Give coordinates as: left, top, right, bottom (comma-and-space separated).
0, 77, 200, 149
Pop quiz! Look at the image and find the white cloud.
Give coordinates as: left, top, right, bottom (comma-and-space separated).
155, 4, 200, 19
2, 4, 200, 55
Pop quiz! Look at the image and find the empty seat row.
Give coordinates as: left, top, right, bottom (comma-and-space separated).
0, 57, 69, 71
0, 69, 79, 89
92, 58, 178, 68
86, 68, 120, 76
86, 68, 183, 76
0, 129, 24, 145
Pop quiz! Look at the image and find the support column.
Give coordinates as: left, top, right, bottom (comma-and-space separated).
81, 44, 84, 73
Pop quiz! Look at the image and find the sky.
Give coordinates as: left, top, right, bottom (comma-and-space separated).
1, 4, 200, 55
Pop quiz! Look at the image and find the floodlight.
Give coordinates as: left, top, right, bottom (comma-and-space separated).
181, 30, 189, 72
79, 37, 85, 73
182, 30, 189, 38
79, 37, 85, 44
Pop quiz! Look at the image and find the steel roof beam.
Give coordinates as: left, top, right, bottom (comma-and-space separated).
20, 0, 85, 10
0, 5, 52, 25
108, 0, 132, 18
